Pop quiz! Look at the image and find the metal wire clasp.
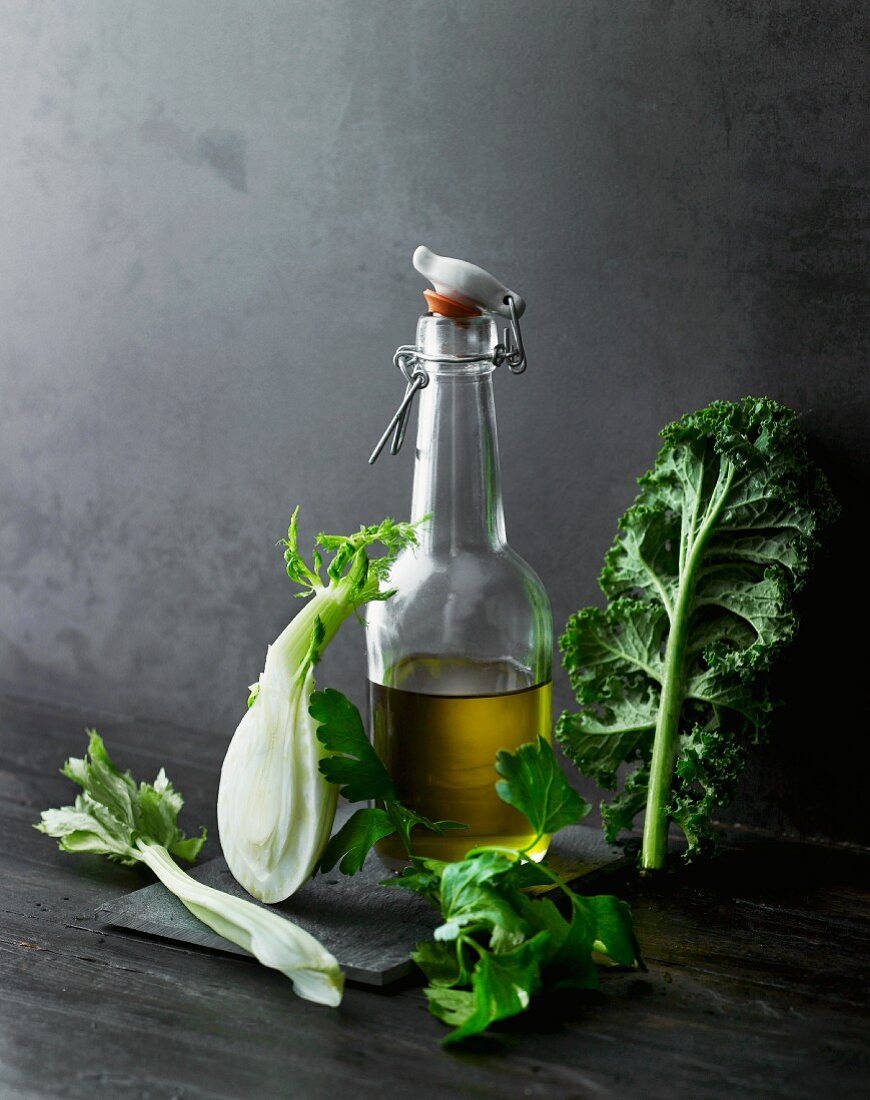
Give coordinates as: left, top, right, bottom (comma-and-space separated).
368, 296, 527, 464
367, 347, 429, 464
493, 295, 527, 375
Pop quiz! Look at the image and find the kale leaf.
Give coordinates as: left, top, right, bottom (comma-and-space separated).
556, 397, 838, 868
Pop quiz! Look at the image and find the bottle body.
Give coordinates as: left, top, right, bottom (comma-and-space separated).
365, 313, 553, 864
370, 658, 552, 863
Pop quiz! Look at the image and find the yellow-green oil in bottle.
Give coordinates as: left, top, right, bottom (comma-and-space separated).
369, 656, 553, 865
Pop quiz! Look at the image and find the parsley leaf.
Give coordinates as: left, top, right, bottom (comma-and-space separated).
319, 807, 396, 875
310, 689, 396, 802
587, 894, 641, 968
381, 861, 445, 901
310, 690, 465, 872
412, 940, 467, 988
309, 691, 643, 1046
387, 803, 464, 856
391, 836, 641, 1044
495, 736, 590, 841
435, 852, 528, 948
441, 932, 552, 1046
424, 986, 476, 1028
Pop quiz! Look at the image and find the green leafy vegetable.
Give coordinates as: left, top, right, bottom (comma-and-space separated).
312, 689, 641, 1046
434, 851, 529, 949
409, 836, 639, 1045
495, 736, 591, 840
312, 688, 398, 802
409, 837, 641, 1042
435, 933, 552, 1046
218, 510, 422, 903
423, 986, 475, 1026
586, 895, 641, 967
37, 732, 344, 1006
556, 397, 838, 869
310, 688, 460, 872
317, 807, 396, 875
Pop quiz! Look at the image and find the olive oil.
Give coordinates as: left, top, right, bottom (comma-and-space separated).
370, 656, 553, 865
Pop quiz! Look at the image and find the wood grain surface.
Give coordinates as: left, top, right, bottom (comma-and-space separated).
2, 693, 868, 1099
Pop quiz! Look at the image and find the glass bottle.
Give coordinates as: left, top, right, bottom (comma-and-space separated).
366, 267, 553, 867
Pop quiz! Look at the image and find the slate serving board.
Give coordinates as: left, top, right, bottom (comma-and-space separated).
95, 823, 623, 987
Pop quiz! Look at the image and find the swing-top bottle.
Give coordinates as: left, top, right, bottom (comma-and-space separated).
366, 247, 553, 866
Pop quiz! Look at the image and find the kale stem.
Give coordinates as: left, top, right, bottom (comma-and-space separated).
641, 462, 735, 870
641, 584, 691, 870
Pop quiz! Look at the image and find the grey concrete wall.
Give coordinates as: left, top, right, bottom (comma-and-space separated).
2, 1, 867, 840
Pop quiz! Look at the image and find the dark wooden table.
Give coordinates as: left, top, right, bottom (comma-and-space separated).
2, 694, 868, 1099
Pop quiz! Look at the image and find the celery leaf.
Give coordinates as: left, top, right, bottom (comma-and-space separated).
37, 730, 206, 864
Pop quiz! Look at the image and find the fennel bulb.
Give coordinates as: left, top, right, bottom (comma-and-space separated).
36, 731, 344, 1006
218, 510, 421, 903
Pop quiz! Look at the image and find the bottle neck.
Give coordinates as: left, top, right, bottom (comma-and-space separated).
411, 360, 506, 553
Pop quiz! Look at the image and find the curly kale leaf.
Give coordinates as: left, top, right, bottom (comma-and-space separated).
556, 397, 838, 868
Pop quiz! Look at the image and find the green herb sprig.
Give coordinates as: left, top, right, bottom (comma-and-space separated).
310, 690, 641, 1046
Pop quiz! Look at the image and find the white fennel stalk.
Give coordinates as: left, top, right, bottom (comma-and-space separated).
218, 587, 351, 901
217, 510, 421, 903
136, 839, 343, 1005
36, 730, 343, 1006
